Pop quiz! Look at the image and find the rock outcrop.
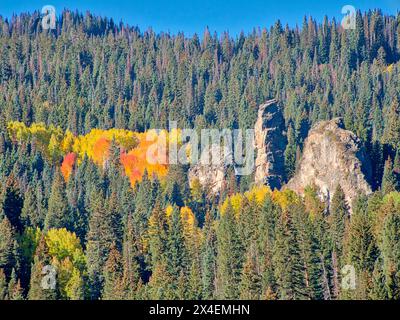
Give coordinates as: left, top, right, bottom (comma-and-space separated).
188, 144, 232, 194
254, 99, 287, 189
285, 118, 373, 209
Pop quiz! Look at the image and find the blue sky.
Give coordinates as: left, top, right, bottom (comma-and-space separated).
0, 0, 399, 36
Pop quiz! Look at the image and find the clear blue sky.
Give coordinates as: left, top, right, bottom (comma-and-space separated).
0, 0, 399, 36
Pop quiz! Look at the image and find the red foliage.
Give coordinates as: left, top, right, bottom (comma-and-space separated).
61, 152, 77, 182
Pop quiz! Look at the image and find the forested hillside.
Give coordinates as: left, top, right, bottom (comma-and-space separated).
0, 9, 400, 300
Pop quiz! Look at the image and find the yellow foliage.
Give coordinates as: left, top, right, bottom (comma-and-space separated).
7, 121, 173, 186
180, 206, 196, 230
272, 189, 301, 209
244, 185, 271, 204
386, 64, 394, 73
45, 228, 86, 269
165, 205, 174, 219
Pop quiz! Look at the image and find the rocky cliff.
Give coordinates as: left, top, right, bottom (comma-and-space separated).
188, 144, 232, 194
285, 118, 373, 209
254, 99, 287, 189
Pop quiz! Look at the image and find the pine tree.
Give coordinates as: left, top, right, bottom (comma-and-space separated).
240, 247, 261, 299
166, 205, 188, 287
44, 170, 71, 230
330, 185, 349, 257
257, 194, 279, 297
344, 196, 378, 299
381, 207, 400, 299
147, 202, 169, 269
381, 157, 397, 194
86, 191, 118, 300
102, 245, 124, 300
292, 202, 324, 299
188, 259, 202, 300
21, 187, 39, 228
0, 269, 6, 300
383, 97, 400, 150
273, 205, 307, 300
201, 211, 217, 299
28, 237, 58, 300
330, 184, 350, 296
370, 256, 387, 300
216, 201, 243, 299
121, 214, 140, 300
2, 175, 23, 231
0, 217, 15, 279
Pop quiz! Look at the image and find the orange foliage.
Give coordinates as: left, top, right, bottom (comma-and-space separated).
120, 132, 168, 186
8, 121, 172, 188
61, 153, 77, 182
92, 137, 111, 167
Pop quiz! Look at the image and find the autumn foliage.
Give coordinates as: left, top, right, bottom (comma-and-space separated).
61, 153, 77, 182
8, 121, 172, 186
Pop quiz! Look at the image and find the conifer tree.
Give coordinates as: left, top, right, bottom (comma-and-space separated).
330, 185, 350, 296
188, 259, 202, 300
0, 217, 15, 279
344, 196, 378, 299
102, 245, 124, 300
381, 208, 400, 299
201, 211, 217, 299
381, 157, 398, 194
167, 205, 188, 287
121, 214, 140, 300
330, 185, 349, 257
86, 191, 117, 299
216, 201, 243, 299
240, 247, 261, 299
44, 169, 71, 230
28, 237, 58, 300
273, 205, 307, 300
257, 195, 279, 297
0, 269, 6, 300
2, 175, 23, 231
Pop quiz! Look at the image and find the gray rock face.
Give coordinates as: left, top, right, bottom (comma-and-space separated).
285, 118, 373, 209
254, 99, 287, 189
188, 144, 232, 194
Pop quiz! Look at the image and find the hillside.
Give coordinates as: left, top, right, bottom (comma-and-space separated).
0, 10, 400, 301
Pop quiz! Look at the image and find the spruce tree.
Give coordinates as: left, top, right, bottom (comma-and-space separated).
216, 201, 243, 299
381, 157, 398, 194
2, 175, 23, 231
102, 245, 124, 300
330, 184, 350, 296
166, 205, 188, 288
344, 196, 378, 299
121, 214, 140, 300
0, 217, 15, 279
28, 237, 58, 300
381, 208, 400, 299
201, 211, 217, 299
0, 269, 6, 300
239, 247, 261, 299
44, 169, 71, 230
86, 191, 117, 299
273, 205, 307, 300
257, 195, 279, 297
